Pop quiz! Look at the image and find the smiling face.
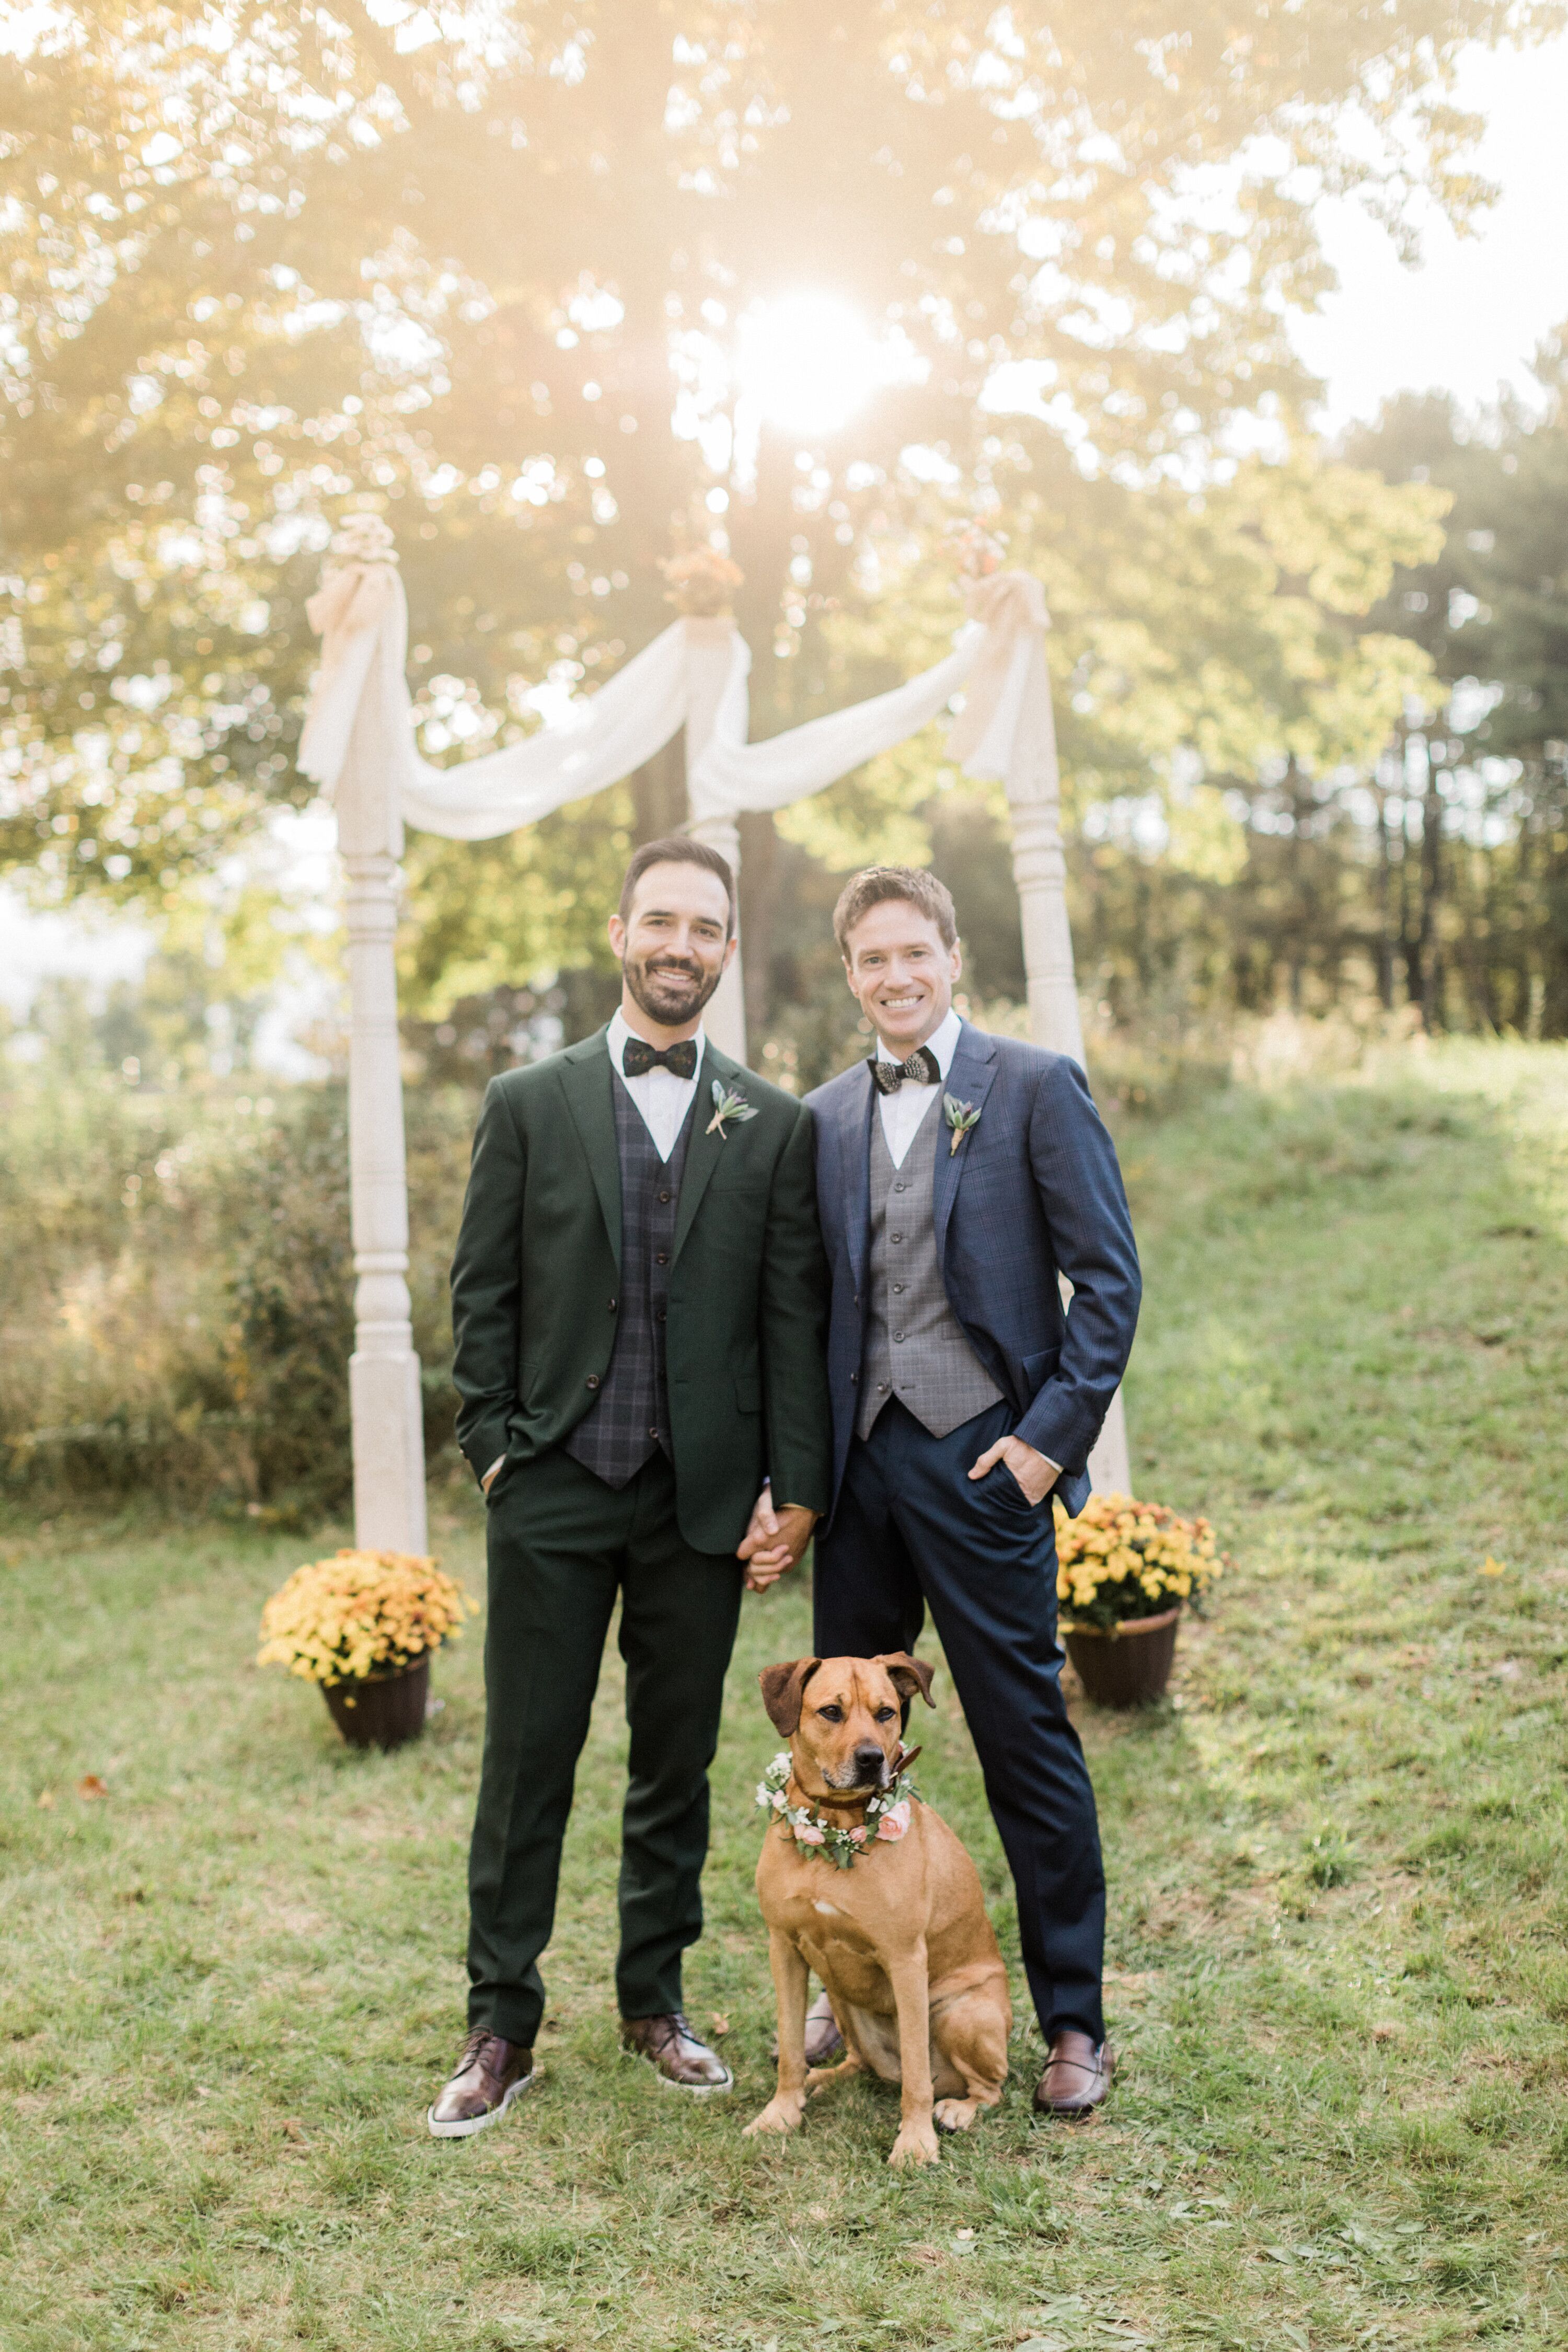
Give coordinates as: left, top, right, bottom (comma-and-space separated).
841, 897, 962, 1056
791, 1659, 904, 1793
607, 859, 736, 1039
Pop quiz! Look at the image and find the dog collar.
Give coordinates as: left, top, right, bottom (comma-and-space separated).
754, 1751, 920, 1871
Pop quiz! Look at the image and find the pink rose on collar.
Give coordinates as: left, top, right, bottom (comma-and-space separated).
875, 1800, 912, 1842
793, 1821, 825, 1845
848, 1825, 868, 1845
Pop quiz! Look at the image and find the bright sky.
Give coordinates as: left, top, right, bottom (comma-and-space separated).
1294, 34, 1568, 429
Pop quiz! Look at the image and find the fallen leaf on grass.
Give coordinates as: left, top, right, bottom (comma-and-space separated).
36, 1789, 55, 1809
904, 2243, 946, 2267
1372, 2023, 1396, 2043
709, 2013, 730, 2037
1480, 1557, 1507, 1577
76, 1775, 109, 1800
281, 2118, 307, 2144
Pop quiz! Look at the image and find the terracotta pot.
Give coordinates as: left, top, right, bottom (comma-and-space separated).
1062, 1606, 1180, 1709
320, 1655, 430, 1750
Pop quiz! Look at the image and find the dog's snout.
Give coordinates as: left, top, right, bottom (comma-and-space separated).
852, 1742, 887, 1783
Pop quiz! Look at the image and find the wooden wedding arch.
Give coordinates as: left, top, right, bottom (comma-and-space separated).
296, 527, 1131, 1553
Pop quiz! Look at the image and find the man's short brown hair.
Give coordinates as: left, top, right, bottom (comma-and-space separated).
833, 866, 958, 958
619, 836, 737, 939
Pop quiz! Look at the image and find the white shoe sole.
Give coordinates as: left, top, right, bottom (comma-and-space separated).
426, 2066, 536, 2139
655, 2065, 733, 2097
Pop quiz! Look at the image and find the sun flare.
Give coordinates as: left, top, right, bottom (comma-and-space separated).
735, 292, 920, 435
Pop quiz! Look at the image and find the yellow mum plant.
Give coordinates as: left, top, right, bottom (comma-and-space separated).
257, 1550, 478, 1688
1054, 1493, 1223, 1633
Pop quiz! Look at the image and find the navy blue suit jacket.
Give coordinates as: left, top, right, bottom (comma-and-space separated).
805, 1021, 1140, 1521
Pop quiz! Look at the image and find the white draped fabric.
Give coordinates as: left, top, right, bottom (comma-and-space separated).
298, 544, 1046, 833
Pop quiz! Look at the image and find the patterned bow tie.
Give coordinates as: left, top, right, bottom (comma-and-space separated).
869, 1044, 941, 1094
622, 1035, 698, 1081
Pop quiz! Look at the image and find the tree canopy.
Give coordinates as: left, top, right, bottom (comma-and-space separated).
3, 1, 1554, 913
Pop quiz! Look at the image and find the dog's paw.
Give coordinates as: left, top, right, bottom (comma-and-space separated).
743, 2095, 805, 2138
887, 2118, 941, 2169
933, 2096, 979, 2133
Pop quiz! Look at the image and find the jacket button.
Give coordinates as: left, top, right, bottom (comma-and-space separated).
585, 1374, 600, 1390
608, 1297, 617, 1311
850, 1371, 858, 1383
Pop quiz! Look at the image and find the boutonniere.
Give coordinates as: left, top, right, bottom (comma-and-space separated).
943, 1093, 981, 1156
706, 1078, 759, 1139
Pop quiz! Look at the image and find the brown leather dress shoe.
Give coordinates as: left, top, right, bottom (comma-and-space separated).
1033, 2030, 1114, 2118
426, 2028, 535, 2139
620, 2011, 734, 2095
771, 1988, 845, 2068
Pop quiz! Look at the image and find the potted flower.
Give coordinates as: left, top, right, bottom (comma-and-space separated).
1055, 1495, 1223, 1708
258, 1549, 477, 1750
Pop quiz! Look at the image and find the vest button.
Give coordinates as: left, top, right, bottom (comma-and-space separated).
890, 1232, 903, 1244
894, 1182, 906, 1193
585, 1374, 600, 1390
655, 1250, 668, 1265
659, 1190, 672, 1203
648, 1426, 660, 1440
892, 1284, 904, 1295
893, 1331, 906, 1343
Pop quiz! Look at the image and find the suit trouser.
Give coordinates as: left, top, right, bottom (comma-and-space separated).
467, 1445, 744, 2046
813, 1397, 1106, 2045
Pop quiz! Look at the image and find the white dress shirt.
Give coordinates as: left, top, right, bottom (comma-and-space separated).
872, 1005, 961, 1171
482, 1011, 706, 1489
607, 1008, 707, 1162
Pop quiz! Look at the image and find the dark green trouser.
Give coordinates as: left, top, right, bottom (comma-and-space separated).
467, 1445, 744, 2047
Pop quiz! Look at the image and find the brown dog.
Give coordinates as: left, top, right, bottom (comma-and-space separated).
744, 1653, 1011, 2168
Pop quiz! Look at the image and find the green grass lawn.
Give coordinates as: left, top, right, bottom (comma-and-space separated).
5, 1038, 1568, 2351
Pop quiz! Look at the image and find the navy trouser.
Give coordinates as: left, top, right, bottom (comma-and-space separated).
814, 1397, 1106, 2044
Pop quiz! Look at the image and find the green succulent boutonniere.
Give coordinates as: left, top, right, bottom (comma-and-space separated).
943, 1093, 982, 1157
706, 1078, 759, 1140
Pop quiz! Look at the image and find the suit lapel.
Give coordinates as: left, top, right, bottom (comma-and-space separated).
843, 1066, 875, 1292
932, 1020, 999, 1261
671, 1039, 732, 1265
556, 1030, 621, 1273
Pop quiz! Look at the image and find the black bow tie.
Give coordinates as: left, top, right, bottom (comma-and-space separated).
869, 1044, 941, 1094
622, 1035, 698, 1081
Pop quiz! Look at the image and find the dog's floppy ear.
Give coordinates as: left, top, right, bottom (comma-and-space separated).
873, 1652, 937, 1709
758, 1657, 823, 1736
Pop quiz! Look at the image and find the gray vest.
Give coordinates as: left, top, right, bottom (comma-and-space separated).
564, 1073, 695, 1489
857, 1093, 1004, 1442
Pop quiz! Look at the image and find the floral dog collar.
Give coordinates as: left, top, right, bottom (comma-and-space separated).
755, 1750, 920, 1871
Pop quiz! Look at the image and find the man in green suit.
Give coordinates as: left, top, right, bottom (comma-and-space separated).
429, 838, 832, 2136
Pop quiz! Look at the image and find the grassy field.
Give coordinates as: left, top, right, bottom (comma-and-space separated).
5, 1037, 1568, 2350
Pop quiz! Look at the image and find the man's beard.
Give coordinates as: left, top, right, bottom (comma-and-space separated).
623, 949, 723, 1028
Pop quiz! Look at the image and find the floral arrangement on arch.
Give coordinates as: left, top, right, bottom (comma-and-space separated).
257, 1550, 477, 1688
1054, 1494, 1224, 1634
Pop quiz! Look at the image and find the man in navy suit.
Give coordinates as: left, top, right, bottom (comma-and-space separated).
803, 864, 1140, 2117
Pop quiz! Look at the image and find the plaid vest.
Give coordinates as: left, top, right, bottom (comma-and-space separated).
857, 1093, 1004, 1442
564, 1073, 697, 1489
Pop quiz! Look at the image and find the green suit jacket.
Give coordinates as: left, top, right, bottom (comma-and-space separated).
450, 1028, 834, 1554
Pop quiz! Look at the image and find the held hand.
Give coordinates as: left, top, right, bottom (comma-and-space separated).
967, 1435, 1058, 1507
737, 1486, 818, 1593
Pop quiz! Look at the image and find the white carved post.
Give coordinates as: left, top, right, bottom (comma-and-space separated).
683, 613, 749, 1065
1006, 628, 1133, 1498
333, 607, 429, 1557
